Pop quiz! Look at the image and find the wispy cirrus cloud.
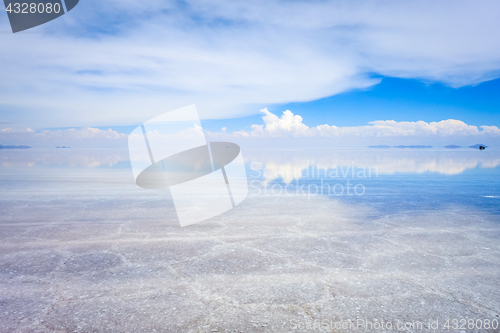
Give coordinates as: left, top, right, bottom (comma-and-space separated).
0, 0, 499, 128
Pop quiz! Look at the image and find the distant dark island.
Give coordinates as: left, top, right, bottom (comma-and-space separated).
56, 146, 71, 148
393, 145, 432, 149
469, 144, 488, 149
368, 145, 391, 149
444, 145, 461, 149
0, 145, 30, 149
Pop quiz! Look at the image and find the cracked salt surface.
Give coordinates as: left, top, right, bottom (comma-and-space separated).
0, 148, 499, 332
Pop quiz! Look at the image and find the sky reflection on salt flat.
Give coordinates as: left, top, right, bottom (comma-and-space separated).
1, 148, 499, 176
243, 149, 500, 216
1, 148, 499, 216
245, 149, 500, 182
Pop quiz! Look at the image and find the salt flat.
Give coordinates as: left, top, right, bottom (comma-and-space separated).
0, 149, 499, 332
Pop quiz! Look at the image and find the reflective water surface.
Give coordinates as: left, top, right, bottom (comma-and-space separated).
1, 148, 499, 332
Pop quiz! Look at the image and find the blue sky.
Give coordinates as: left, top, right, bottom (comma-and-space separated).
1, 0, 500, 147
280, 77, 500, 127
51, 74, 500, 135
200, 76, 500, 133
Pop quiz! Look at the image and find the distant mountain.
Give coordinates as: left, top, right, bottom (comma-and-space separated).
368, 145, 391, 148
393, 145, 432, 149
0, 145, 30, 149
469, 144, 488, 149
444, 145, 461, 149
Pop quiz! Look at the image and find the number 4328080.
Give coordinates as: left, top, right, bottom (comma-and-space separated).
443, 319, 498, 330
5, 2, 62, 14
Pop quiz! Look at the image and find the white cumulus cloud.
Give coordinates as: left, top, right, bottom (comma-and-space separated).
209, 108, 500, 139
3, 108, 498, 148
205, 108, 500, 148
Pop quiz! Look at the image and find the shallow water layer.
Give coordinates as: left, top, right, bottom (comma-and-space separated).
0, 148, 499, 332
